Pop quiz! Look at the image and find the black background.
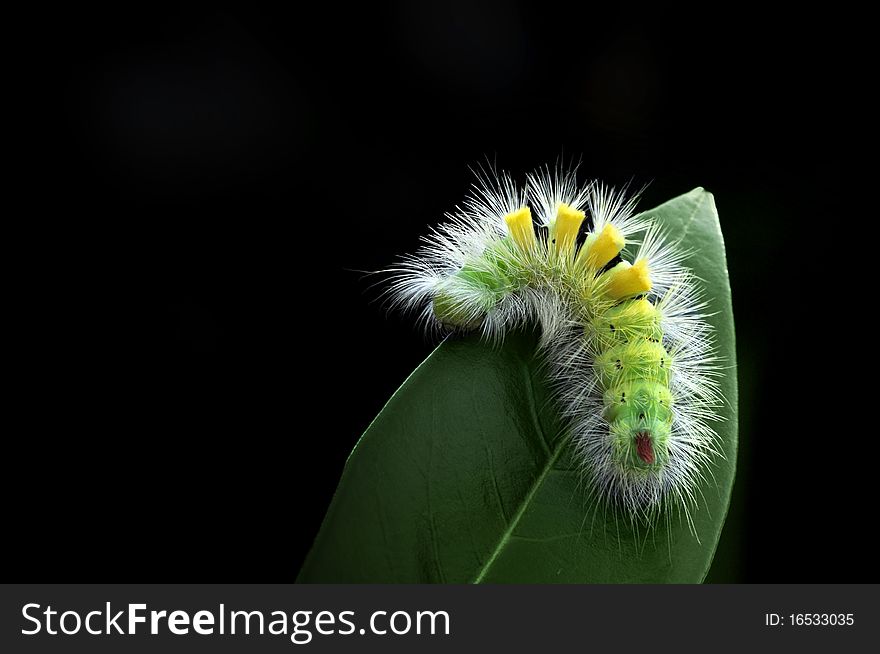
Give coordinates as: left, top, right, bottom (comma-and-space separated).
15, 3, 867, 581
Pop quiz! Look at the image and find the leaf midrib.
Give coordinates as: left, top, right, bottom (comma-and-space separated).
471, 423, 567, 583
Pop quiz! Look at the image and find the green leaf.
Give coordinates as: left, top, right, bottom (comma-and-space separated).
298, 188, 737, 583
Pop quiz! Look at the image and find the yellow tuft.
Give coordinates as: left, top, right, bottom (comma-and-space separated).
504, 206, 536, 251
552, 203, 585, 254
603, 258, 652, 299
579, 224, 625, 270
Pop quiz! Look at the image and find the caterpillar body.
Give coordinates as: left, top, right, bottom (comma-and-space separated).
387, 164, 722, 530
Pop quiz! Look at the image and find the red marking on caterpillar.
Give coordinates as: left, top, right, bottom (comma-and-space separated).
636, 432, 655, 465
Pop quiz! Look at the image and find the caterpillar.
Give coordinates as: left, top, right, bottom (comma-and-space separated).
385, 163, 722, 531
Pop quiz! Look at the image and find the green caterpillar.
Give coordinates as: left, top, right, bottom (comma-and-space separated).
387, 164, 721, 526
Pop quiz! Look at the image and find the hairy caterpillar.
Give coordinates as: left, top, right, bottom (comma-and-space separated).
385, 163, 722, 531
